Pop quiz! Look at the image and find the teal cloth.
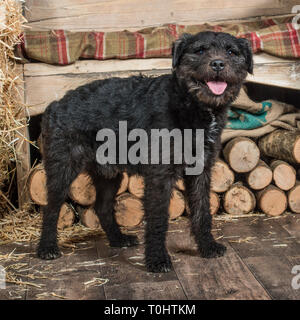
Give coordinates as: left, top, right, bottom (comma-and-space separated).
226, 101, 272, 130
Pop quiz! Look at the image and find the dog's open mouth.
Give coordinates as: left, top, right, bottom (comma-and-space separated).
205, 81, 227, 95
193, 77, 228, 96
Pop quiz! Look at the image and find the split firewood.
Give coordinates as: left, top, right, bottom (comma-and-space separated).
69, 173, 96, 206
128, 175, 144, 198
258, 129, 300, 164
288, 181, 300, 214
257, 184, 287, 216
185, 191, 220, 215
224, 182, 256, 215
57, 203, 75, 229
78, 207, 100, 229
114, 192, 144, 227
246, 160, 272, 190
169, 189, 185, 219
28, 163, 47, 206
211, 159, 235, 193
223, 137, 260, 173
270, 160, 296, 191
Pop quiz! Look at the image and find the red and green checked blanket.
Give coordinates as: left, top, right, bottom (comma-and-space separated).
17, 15, 300, 65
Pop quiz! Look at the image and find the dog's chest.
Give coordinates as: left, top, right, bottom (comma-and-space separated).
205, 110, 219, 144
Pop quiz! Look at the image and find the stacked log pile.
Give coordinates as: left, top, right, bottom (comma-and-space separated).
28, 129, 300, 229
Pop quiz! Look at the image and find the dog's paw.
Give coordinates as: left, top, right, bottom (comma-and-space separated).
146, 253, 172, 273
199, 241, 226, 259
109, 234, 139, 248
37, 244, 61, 260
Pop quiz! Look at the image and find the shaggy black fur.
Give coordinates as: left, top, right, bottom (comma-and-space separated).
37, 31, 253, 273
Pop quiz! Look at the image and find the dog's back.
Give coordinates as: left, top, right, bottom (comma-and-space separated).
42, 74, 174, 136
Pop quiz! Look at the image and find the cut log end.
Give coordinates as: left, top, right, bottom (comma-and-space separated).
58, 203, 75, 229
128, 175, 144, 198
114, 193, 144, 227
28, 164, 47, 206
211, 159, 235, 193
210, 191, 220, 215
69, 173, 96, 206
257, 185, 287, 216
288, 182, 300, 214
79, 207, 100, 229
293, 137, 300, 163
246, 160, 272, 190
117, 172, 129, 195
224, 183, 256, 215
223, 137, 260, 173
270, 160, 296, 191
169, 189, 185, 220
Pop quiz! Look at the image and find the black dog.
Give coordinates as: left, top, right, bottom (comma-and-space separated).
37, 31, 253, 273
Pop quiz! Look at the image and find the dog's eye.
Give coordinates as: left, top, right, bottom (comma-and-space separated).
227, 49, 238, 56
196, 48, 205, 55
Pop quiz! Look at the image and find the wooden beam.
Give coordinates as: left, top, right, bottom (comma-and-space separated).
23, 58, 172, 77
24, 53, 300, 116
247, 60, 300, 90
15, 64, 31, 208
24, 0, 299, 32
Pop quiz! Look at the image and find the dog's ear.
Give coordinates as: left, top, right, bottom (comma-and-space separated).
172, 33, 192, 69
238, 38, 253, 74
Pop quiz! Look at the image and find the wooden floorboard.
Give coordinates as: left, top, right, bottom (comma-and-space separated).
105, 280, 187, 300
218, 216, 300, 258
95, 223, 187, 299
1, 215, 300, 299
219, 215, 300, 300
242, 255, 300, 300
24, 237, 106, 300
0, 242, 31, 300
167, 219, 270, 300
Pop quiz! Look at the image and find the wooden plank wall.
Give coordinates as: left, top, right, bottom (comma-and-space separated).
24, 0, 299, 31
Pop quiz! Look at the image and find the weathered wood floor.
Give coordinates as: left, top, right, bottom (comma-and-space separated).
1, 214, 300, 300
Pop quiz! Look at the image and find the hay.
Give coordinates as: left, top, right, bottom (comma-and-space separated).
0, 0, 27, 214
0, 206, 105, 246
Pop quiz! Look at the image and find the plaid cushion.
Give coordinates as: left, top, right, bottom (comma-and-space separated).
16, 15, 300, 65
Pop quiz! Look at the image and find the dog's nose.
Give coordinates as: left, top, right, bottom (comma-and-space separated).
210, 59, 225, 72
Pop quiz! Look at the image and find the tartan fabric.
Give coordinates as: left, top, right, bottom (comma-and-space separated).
16, 15, 300, 65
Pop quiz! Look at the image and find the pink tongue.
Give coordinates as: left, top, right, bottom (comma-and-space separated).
206, 81, 227, 95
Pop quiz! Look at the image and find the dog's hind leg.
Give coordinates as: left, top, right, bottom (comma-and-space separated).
184, 171, 226, 258
37, 136, 89, 259
143, 174, 173, 273
89, 170, 139, 248
37, 162, 80, 260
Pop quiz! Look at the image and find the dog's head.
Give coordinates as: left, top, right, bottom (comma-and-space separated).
172, 31, 253, 107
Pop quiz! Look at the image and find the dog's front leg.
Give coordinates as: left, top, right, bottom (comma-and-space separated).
143, 174, 173, 273
185, 171, 226, 258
